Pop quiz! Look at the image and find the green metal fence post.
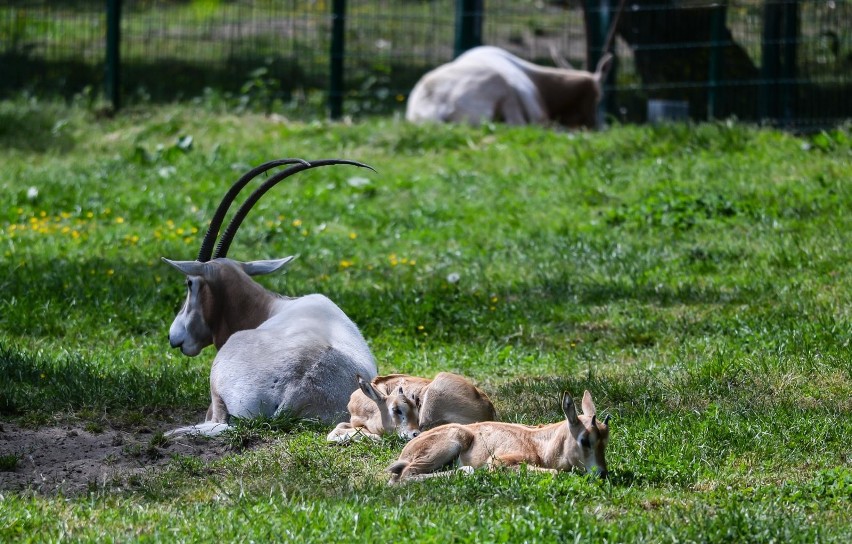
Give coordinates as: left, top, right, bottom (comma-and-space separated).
781, 0, 799, 126
454, 0, 483, 58
583, 0, 610, 125
105, 0, 122, 111
707, 4, 725, 120
761, 0, 781, 122
329, 0, 346, 120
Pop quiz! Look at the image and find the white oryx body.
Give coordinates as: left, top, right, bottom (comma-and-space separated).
327, 372, 497, 443
164, 257, 377, 436
388, 390, 609, 484
406, 46, 613, 129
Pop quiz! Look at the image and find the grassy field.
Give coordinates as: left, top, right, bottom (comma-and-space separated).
0, 97, 851, 541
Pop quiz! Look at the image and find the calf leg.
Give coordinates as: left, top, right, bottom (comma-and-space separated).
388, 426, 474, 484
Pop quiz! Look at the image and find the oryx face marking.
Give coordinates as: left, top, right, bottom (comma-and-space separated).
169, 274, 214, 356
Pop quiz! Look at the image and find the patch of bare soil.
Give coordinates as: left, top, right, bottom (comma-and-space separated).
0, 420, 231, 495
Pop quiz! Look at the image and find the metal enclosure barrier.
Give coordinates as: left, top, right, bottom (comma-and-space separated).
0, 0, 849, 129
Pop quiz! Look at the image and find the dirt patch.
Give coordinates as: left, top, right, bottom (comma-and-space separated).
0, 420, 231, 495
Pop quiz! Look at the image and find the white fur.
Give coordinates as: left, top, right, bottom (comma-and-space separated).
163, 257, 377, 437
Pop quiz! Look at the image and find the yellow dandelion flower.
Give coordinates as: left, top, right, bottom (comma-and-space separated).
340, 260, 353, 268
292, 219, 302, 227
349, 232, 357, 240
115, 217, 125, 224
86, 211, 94, 219
417, 325, 425, 331
176, 227, 184, 235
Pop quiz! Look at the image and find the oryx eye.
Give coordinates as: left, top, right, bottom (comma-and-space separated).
392, 408, 402, 416
186, 278, 193, 289
580, 436, 591, 448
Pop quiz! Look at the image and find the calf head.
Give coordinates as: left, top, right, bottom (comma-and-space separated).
358, 376, 421, 440
162, 256, 294, 356
563, 390, 610, 477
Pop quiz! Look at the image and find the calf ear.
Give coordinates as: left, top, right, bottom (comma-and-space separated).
359, 377, 385, 403
562, 391, 579, 425
239, 256, 296, 276
162, 258, 207, 276
581, 390, 597, 417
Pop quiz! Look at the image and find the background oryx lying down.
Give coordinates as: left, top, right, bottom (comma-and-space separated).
406, 46, 613, 129
387, 390, 609, 484
327, 372, 497, 443
164, 159, 378, 437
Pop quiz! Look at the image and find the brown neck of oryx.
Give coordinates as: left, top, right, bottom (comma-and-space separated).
210, 278, 279, 350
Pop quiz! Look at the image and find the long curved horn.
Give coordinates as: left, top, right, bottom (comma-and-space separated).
196, 158, 310, 262
212, 159, 376, 259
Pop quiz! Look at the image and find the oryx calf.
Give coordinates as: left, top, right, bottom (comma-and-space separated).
406, 46, 613, 129
387, 390, 609, 484
164, 159, 378, 437
327, 372, 497, 443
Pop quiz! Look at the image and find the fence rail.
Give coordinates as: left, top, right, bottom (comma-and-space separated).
1, 0, 849, 129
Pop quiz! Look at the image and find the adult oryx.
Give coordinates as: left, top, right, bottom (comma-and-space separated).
406, 46, 613, 129
163, 159, 378, 436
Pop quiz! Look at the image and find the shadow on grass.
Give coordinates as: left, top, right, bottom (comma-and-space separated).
0, 341, 205, 418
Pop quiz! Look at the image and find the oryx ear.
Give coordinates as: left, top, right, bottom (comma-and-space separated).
359, 376, 384, 403
239, 256, 296, 276
162, 258, 207, 276
562, 391, 579, 425
581, 390, 597, 417
595, 53, 614, 79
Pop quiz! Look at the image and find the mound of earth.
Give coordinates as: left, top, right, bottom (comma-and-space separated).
0, 421, 230, 495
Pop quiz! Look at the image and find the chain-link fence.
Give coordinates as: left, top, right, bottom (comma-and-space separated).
1, 0, 849, 129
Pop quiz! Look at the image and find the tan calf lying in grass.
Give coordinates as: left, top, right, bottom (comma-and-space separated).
387, 390, 609, 484
327, 372, 496, 443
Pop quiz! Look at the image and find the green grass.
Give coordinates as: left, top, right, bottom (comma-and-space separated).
0, 97, 851, 541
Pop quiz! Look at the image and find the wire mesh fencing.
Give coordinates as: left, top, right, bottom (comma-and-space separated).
0, 0, 849, 129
